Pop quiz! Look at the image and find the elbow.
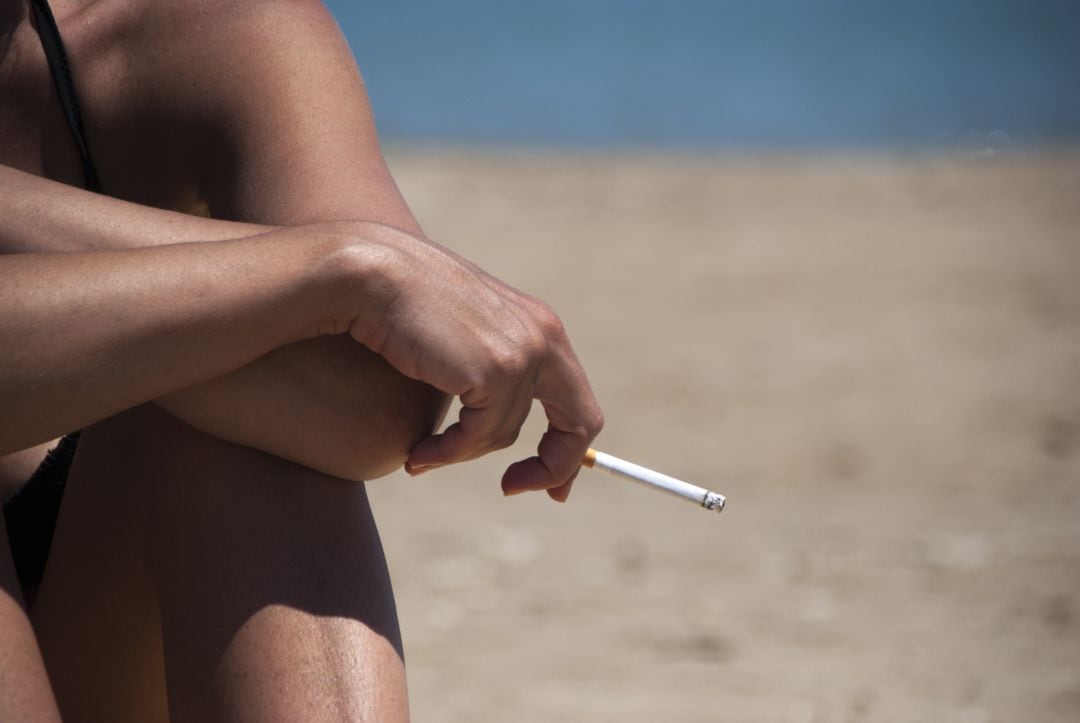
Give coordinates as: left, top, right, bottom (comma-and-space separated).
314, 370, 451, 483
158, 336, 451, 484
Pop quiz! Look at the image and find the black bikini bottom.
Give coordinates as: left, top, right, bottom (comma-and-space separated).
2, 432, 79, 585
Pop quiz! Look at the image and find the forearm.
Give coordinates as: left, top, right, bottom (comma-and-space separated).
2, 166, 448, 477
0, 164, 266, 253
0, 231, 349, 455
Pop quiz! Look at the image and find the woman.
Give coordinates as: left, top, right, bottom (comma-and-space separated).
0, 1, 603, 720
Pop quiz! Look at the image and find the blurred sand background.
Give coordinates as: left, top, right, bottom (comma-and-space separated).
366, 149, 1080, 722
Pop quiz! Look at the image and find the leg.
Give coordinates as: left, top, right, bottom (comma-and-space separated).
0, 514, 62, 723
0, 443, 67, 722
30, 413, 169, 723
33, 404, 409, 722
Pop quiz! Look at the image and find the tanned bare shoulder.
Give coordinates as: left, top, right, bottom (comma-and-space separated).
137, 0, 393, 224
50, 0, 396, 223
49, 0, 354, 212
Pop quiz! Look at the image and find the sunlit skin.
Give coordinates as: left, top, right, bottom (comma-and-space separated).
0, 1, 603, 720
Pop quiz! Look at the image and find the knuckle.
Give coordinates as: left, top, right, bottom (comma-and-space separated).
520, 324, 548, 359
490, 328, 545, 379
489, 345, 530, 378
534, 304, 565, 339
592, 408, 606, 435
591, 406, 609, 434
584, 407, 605, 437
461, 366, 488, 393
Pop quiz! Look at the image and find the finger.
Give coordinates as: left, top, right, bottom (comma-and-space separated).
408, 380, 534, 471
535, 350, 604, 480
500, 425, 589, 495
546, 470, 578, 503
406, 420, 468, 473
500, 331, 602, 495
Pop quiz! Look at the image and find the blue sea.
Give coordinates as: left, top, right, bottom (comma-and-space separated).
325, 0, 1079, 149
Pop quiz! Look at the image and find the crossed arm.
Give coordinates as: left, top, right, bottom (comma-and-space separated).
1, 0, 602, 493
0, 165, 603, 494
2, 0, 449, 480
1, 165, 448, 481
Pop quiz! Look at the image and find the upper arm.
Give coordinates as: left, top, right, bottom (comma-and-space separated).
146, 1, 445, 478
167, 0, 417, 229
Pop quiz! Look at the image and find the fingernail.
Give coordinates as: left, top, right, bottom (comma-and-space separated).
406, 463, 433, 476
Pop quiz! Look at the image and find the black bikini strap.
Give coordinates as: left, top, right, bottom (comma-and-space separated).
28, 0, 103, 193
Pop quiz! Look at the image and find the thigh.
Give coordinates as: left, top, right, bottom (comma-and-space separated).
0, 514, 62, 723
33, 404, 409, 723
30, 412, 168, 723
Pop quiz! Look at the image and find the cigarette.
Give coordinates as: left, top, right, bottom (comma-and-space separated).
582, 449, 726, 515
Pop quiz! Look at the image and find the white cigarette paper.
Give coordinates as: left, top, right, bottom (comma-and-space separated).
582, 449, 726, 515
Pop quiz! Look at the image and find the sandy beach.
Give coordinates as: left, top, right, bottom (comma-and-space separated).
365, 149, 1080, 722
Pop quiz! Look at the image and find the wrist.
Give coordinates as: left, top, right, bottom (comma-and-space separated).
303, 222, 406, 343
